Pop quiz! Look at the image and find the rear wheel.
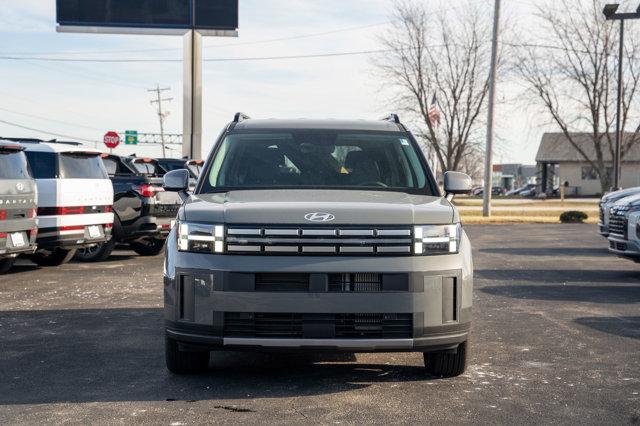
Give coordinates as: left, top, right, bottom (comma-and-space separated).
423, 341, 468, 378
130, 238, 165, 256
32, 248, 76, 267
0, 257, 16, 274
75, 239, 116, 262
165, 336, 210, 374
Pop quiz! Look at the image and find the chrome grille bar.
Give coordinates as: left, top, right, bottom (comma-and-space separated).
225, 226, 414, 255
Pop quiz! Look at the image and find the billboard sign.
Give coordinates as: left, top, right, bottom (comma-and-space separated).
56, 0, 239, 33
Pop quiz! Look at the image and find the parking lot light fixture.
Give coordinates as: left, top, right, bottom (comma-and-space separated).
603, 3, 640, 191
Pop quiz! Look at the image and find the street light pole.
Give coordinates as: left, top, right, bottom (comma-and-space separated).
615, 19, 624, 190
483, 0, 501, 217
603, 3, 640, 191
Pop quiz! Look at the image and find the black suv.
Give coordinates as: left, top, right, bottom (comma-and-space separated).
0, 141, 38, 273
75, 155, 182, 262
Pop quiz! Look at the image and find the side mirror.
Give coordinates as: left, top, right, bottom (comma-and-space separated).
163, 169, 190, 201
444, 171, 472, 199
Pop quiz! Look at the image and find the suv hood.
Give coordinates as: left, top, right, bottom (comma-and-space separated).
182, 189, 456, 225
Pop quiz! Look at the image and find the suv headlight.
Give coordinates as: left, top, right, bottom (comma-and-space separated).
413, 224, 461, 255
177, 222, 225, 253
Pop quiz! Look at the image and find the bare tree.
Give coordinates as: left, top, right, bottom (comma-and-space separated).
374, 0, 495, 174
515, 0, 640, 192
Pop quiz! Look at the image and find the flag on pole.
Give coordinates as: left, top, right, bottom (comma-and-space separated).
428, 95, 441, 128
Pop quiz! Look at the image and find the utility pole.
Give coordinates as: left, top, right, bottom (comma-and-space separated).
482, 0, 501, 217
148, 84, 173, 158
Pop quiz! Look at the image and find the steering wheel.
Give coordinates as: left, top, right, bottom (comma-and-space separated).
358, 181, 388, 188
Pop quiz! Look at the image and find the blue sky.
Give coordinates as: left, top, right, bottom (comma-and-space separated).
0, 0, 544, 163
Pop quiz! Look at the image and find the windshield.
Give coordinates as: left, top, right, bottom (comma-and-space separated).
59, 153, 108, 179
202, 131, 432, 194
0, 149, 31, 179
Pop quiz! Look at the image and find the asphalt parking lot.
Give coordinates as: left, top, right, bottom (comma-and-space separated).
0, 224, 639, 424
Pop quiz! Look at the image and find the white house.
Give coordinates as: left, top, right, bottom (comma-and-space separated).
536, 133, 640, 196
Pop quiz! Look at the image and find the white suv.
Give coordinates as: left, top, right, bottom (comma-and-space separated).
21, 140, 114, 266
608, 193, 640, 263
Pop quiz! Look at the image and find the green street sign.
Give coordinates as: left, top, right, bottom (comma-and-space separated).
125, 130, 138, 145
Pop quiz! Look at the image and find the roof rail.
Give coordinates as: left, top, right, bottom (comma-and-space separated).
1, 137, 45, 143
381, 114, 401, 124
1, 137, 82, 146
233, 112, 251, 123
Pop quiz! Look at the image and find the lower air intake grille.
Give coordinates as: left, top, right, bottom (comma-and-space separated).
224, 313, 413, 339
328, 273, 382, 292
255, 273, 309, 292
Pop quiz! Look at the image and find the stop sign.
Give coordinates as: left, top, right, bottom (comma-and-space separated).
103, 131, 120, 149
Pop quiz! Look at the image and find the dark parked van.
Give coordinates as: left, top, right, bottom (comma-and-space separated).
0, 140, 38, 273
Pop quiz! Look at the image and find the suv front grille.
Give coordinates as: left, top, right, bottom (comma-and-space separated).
609, 209, 628, 238
224, 312, 413, 339
225, 226, 413, 255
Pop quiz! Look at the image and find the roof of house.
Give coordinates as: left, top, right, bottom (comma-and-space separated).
536, 133, 640, 163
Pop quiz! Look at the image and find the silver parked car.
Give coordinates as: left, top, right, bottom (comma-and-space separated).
598, 187, 640, 237
162, 114, 474, 377
607, 193, 640, 263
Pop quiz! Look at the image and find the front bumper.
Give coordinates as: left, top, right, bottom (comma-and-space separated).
166, 323, 469, 352
608, 234, 640, 259
163, 229, 473, 353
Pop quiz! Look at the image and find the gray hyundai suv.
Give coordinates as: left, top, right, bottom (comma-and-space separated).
162, 114, 474, 377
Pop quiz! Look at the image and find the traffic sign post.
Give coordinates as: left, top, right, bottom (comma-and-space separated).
56, 0, 239, 159
103, 131, 120, 151
125, 130, 138, 145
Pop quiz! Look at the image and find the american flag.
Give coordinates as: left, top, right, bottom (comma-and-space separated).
428, 95, 441, 128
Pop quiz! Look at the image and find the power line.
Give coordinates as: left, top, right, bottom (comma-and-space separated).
0, 106, 104, 132
0, 118, 99, 144
0, 47, 411, 63
0, 22, 391, 57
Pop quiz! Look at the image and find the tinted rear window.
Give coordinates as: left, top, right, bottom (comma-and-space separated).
25, 151, 57, 179
158, 160, 186, 173
187, 163, 202, 177
0, 150, 31, 179
59, 153, 108, 179
131, 161, 161, 176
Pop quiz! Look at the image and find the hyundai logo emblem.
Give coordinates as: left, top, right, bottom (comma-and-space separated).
304, 212, 335, 222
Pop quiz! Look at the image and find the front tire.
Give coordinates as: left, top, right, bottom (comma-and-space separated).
0, 257, 16, 274
75, 239, 116, 262
165, 336, 210, 374
423, 341, 468, 377
32, 248, 77, 267
130, 238, 165, 256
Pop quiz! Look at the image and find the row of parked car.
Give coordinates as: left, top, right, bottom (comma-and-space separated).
0, 137, 202, 274
598, 186, 640, 263
471, 183, 538, 197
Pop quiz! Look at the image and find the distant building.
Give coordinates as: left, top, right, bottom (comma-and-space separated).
536, 133, 640, 196
492, 163, 537, 190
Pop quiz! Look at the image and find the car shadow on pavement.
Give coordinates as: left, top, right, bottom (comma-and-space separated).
574, 316, 640, 340
478, 247, 610, 257
480, 284, 640, 304
476, 269, 640, 284
0, 308, 435, 406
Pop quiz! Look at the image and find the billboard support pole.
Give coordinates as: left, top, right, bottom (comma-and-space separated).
183, 29, 203, 160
